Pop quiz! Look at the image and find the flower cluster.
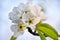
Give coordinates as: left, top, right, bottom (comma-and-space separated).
9, 2, 46, 38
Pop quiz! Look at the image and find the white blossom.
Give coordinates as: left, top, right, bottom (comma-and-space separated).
9, 1, 47, 38
21, 3, 47, 30
11, 21, 26, 37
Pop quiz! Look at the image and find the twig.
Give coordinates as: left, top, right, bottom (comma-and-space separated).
27, 27, 39, 36
27, 27, 60, 37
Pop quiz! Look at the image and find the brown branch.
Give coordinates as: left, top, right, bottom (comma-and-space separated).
27, 27, 60, 37
59, 35, 60, 37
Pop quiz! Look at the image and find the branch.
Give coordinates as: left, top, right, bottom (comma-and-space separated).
27, 27, 60, 37
27, 27, 39, 36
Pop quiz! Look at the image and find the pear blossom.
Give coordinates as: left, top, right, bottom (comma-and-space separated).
11, 20, 26, 37
9, 3, 27, 40
9, 3, 28, 21
9, 1, 47, 40
21, 3, 47, 30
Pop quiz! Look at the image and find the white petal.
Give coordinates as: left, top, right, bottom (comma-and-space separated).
12, 7, 23, 16
18, 3, 28, 11
9, 12, 14, 20
22, 13, 35, 20
9, 12, 19, 20
12, 19, 23, 24
12, 7, 19, 14
12, 20, 18, 23
33, 17, 41, 25
13, 30, 24, 37
40, 12, 47, 21
33, 5, 47, 21
9, 7, 23, 20
34, 5, 42, 17
11, 24, 18, 32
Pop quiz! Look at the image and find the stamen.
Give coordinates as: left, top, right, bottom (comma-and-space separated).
25, 11, 28, 13
28, 18, 34, 24
20, 26, 22, 28
20, 16, 22, 19
29, 20, 32, 23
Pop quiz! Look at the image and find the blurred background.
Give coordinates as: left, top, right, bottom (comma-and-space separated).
0, 0, 60, 40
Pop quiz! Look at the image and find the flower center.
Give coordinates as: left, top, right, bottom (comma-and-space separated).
26, 18, 34, 25
18, 24, 26, 31
29, 20, 32, 23
20, 26, 22, 28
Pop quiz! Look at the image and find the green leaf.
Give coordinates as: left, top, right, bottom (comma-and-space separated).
38, 30, 46, 40
37, 26, 58, 40
10, 36, 16, 40
41, 23, 58, 36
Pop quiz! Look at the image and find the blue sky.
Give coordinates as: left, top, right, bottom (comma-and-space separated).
0, 0, 60, 40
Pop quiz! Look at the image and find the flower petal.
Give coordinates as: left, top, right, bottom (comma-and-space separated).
12, 19, 23, 24
18, 3, 28, 11
13, 7, 23, 16
9, 7, 23, 21
9, 12, 20, 20
33, 5, 42, 17
11, 24, 18, 32
22, 13, 35, 20
39, 12, 47, 21
13, 30, 24, 37
33, 17, 41, 25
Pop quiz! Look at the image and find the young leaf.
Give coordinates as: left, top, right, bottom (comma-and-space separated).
10, 36, 16, 40
41, 23, 58, 36
37, 26, 58, 40
38, 30, 46, 40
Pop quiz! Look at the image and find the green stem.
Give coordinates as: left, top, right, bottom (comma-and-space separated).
10, 36, 16, 40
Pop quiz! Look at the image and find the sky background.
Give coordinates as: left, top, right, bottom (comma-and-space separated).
0, 0, 60, 40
